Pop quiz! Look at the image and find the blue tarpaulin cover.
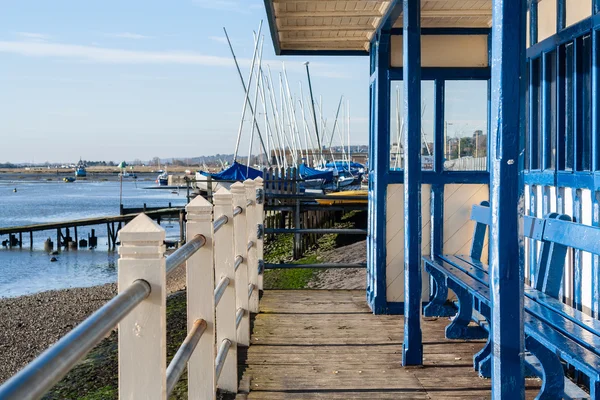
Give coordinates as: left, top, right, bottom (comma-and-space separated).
299, 163, 334, 182
199, 161, 263, 181
325, 161, 365, 170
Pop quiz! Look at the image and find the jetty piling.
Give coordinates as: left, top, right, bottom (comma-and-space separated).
0, 208, 182, 252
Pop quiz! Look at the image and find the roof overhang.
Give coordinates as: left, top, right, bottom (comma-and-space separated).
264, 0, 493, 56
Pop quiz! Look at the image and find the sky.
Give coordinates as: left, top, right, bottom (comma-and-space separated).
0, 0, 370, 164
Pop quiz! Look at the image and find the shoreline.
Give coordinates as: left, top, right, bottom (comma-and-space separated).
0, 262, 187, 383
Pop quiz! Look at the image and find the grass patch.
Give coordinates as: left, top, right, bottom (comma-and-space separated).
262, 211, 367, 290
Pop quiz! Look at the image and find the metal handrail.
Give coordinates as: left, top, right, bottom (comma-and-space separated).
214, 339, 232, 381
213, 215, 229, 233
166, 319, 207, 396
247, 241, 254, 251
246, 199, 254, 207
248, 283, 255, 299
0, 279, 151, 400
214, 276, 230, 306
235, 308, 244, 328
166, 234, 206, 276
234, 255, 243, 271
233, 206, 243, 217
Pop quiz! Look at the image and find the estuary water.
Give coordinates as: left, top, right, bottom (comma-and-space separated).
0, 180, 187, 297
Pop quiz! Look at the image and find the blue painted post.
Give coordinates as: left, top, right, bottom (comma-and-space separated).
529, 0, 538, 46
432, 80, 445, 257
402, 0, 423, 366
593, 191, 600, 318
430, 81, 445, 303
489, 0, 526, 397
528, 185, 537, 285
573, 189, 583, 311
367, 32, 391, 314
557, 0, 566, 32
592, 29, 600, 317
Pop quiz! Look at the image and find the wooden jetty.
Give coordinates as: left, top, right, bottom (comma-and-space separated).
237, 290, 542, 400
0, 207, 184, 251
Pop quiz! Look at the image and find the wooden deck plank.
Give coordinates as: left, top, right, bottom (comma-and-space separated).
237, 290, 543, 399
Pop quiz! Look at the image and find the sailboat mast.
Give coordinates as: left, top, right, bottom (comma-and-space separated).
304, 62, 321, 160
226, 23, 263, 162
347, 99, 351, 172
247, 36, 265, 173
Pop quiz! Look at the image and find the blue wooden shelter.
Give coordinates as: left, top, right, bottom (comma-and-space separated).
264, 0, 600, 398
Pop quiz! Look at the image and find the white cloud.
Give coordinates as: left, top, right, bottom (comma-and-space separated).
14, 32, 50, 41
209, 35, 228, 44
106, 32, 153, 40
0, 40, 353, 79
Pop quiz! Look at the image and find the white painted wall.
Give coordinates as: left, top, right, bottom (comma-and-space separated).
524, 184, 595, 315
443, 184, 490, 259
390, 35, 488, 68
385, 183, 489, 304
386, 184, 431, 303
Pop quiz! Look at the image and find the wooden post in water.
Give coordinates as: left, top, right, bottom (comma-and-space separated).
106, 223, 111, 250
178, 209, 185, 246
18, 232, 22, 248
118, 214, 167, 399
56, 228, 61, 252
29, 231, 33, 250
74, 226, 78, 247
185, 194, 216, 399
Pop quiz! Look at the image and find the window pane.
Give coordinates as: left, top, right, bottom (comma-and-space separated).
444, 80, 488, 171
580, 35, 592, 171
389, 81, 435, 171
565, 42, 574, 171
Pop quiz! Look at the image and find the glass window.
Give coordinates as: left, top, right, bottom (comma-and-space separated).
444, 81, 489, 171
580, 34, 592, 171
565, 42, 574, 171
389, 81, 434, 171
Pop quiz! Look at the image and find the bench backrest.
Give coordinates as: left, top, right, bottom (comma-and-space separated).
469, 201, 574, 299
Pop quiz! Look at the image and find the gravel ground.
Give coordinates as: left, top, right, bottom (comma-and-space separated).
0, 262, 187, 383
306, 240, 367, 290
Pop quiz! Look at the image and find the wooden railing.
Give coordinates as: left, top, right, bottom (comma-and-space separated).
0, 178, 265, 400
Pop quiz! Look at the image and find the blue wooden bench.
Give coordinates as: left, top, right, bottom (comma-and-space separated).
423, 201, 600, 399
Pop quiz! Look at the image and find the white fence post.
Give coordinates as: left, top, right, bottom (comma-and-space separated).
231, 182, 250, 346
255, 177, 265, 291
118, 214, 166, 400
244, 179, 259, 313
185, 195, 216, 400
213, 188, 237, 393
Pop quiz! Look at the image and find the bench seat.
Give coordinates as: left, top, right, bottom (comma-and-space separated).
422, 204, 600, 399
424, 254, 600, 399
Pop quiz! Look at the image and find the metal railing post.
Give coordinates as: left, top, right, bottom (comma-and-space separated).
213, 188, 237, 393
255, 177, 265, 291
231, 182, 250, 346
185, 195, 216, 399
118, 214, 167, 400
244, 179, 259, 313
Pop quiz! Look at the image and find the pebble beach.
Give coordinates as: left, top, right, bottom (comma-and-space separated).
0, 263, 187, 383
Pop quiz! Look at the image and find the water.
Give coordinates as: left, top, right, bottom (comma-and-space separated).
0, 180, 187, 298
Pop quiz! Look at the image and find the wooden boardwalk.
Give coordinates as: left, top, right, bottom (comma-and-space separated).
237, 290, 542, 399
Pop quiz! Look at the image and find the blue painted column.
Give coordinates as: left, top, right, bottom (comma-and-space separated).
489, 0, 527, 397
367, 32, 391, 314
402, 0, 423, 366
